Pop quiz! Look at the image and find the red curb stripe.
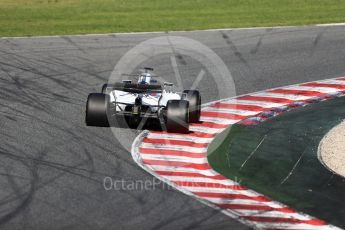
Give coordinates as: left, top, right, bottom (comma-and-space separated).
143, 138, 208, 148
236, 95, 293, 104
242, 216, 327, 226
149, 131, 216, 138
139, 148, 206, 157
173, 181, 247, 190
155, 171, 227, 180
193, 192, 272, 202
301, 82, 345, 89
210, 103, 266, 112
267, 88, 325, 97
201, 111, 248, 120
142, 159, 211, 170
190, 121, 229, 129
218, 204, 296, 213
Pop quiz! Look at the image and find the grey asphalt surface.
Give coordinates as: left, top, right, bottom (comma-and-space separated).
0, 25, 345, 230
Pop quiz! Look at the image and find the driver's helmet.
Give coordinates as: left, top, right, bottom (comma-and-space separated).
138, 73, 151, 85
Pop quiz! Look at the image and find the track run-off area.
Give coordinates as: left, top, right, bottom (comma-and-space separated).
132, 77, 345, 230
208, 95, 345, 229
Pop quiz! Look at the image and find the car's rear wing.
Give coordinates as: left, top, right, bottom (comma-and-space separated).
113, 82, 162, 93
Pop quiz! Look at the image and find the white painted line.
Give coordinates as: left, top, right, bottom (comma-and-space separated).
3, 23, 345, 39
316, 22, 345, 27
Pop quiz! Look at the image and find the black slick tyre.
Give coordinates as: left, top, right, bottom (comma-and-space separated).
85, 93, 110, 127
166, 100, 189, 133
182, 90, 201, 123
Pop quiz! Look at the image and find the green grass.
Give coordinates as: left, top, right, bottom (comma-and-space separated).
1, 0, 345, 37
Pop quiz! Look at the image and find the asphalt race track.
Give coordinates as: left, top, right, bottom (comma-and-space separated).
0, 25, 345, 230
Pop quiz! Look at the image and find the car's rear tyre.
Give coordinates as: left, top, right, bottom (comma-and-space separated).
85, 93, 110, 127
166, 100, 189, 133
101, 84, 115, 94
182, 90, 201, 123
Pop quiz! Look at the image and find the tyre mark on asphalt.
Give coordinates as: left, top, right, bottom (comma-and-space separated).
220, 31, 249, 67
310, 27, 327, 57
250, 28, 273, 55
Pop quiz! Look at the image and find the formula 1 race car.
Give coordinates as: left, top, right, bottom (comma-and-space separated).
85, 68, 201, 133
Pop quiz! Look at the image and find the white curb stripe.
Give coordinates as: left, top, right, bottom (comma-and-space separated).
199, 116, 240, 124
189, 126, 223, 134
161, 176, 234, 184
320, 79, 345, 85
146, 133, 213, 143
224, 99, 285, 108
240, 211, 313, 219
202, 107, 259, 116
146, 166, 216, 175
186, 187, 271, 196
284, 85, 343, 93
252, 92, 312, 100
252, 223, 330, 230
141, 154, 208, 164
205, 198, 285, 207
140, 143, 207, 153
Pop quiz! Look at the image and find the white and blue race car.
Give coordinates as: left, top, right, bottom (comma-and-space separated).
85, 68, 201, 133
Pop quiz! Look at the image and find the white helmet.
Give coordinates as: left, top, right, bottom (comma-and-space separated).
138, 73, 151, 85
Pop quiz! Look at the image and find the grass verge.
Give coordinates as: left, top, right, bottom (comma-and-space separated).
1, 0, 345, 37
